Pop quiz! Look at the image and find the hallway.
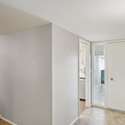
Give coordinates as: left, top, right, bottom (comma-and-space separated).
75, 107, 125, 125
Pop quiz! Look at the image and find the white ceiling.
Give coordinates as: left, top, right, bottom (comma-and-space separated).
0, 0, 125, 41
0, 3, 49, 34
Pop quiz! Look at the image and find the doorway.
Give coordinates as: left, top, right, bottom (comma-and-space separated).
79, 39, 91, 114
92, 43, 106, 107
79, 41, 125, 112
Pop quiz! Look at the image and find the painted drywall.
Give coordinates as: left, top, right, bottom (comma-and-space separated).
0, 24, 52, 125
0, 23, 79, 125
52, 25, 79, 125
2, 0, 125, 41
0, 36, 9, 115
0, 3, 49, 34
105, 42, 125, 111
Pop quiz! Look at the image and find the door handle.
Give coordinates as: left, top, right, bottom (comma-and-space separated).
110, 77, 114, 81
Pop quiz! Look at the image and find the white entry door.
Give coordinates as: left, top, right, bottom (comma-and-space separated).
105, 42, 125, 111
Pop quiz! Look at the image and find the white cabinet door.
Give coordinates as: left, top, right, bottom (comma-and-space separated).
105, 42, 125, 111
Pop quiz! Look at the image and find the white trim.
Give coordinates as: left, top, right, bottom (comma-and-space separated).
91, 42, 94, 105
78, 39, 92, 116
104, 43, 108, 108
94, 39, 125, 43
91, 42, 106, 107
79, 38, 90, 46
78, 39, 80, 116
0, 116, 17, 125
78, 36, 90, 43
93, 105, 125, 113
94, 39, 125, 44
69, 117, 79, 125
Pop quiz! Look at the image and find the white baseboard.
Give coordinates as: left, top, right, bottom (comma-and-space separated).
0, 115, 17, 125
70, 117, 79, 125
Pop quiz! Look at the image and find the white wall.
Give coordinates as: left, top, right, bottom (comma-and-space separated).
105, 42, 125, 111
0, 24, 79, 125
79, 79, 85, 99
52, 25, 79, 125
0, 24, 52, 125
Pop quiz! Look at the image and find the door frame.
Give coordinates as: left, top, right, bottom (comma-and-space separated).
78, 39, 125, 115
91, 42, 107, 108
78, 38, 92, 115
91, 40, 125, 109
